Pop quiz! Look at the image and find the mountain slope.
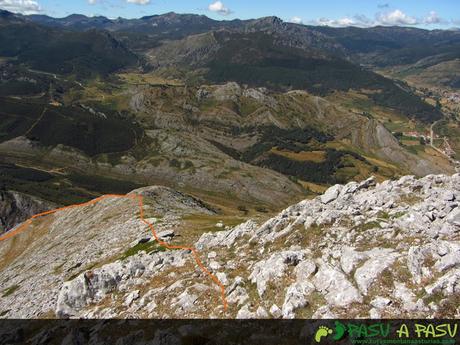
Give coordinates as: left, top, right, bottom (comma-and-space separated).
0, 174, 459, 319
147, 29, 442, 122
0, 13, 139, 79
310, 26, 460, 61
0, 11, 457, 212
0, 77, 451, 211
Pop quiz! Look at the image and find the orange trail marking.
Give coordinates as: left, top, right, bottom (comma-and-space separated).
0, 193, 228, 311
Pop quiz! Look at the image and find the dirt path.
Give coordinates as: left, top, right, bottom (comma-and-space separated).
24, 107, 47, 137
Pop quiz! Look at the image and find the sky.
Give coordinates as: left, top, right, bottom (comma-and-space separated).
1, 0, 459, 29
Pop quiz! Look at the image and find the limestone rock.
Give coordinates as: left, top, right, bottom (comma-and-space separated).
124, 290, 140, 307
3, 174, 460, 319
321, 185, 343, 204
354, 249, 399, 295
249, 250, 307, 297
313, 263, 362, 307
236, 304, 256, 319
269, 304, 282, 319
282, 281, 315, 318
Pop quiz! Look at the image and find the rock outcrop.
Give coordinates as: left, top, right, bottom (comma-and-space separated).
0, 190, 55, 233
0, 174, 459, 319
195, 173, 460, 318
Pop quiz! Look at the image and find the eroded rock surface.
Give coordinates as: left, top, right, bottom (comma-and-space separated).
0, 190, 55, 233
0, 174, 459, 319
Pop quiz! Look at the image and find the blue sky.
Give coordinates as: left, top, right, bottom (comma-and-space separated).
1, 0, 459, 28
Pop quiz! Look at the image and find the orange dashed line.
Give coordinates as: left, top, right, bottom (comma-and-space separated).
0, 193, 228, 311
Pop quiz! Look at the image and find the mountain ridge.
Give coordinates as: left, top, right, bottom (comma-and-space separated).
0, 9, 455, 33
0, 8, 459, 322
0, 174, 459, 319
0, 8, 458, 225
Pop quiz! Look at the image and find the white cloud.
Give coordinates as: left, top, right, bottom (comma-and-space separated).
126, 0, 150, 5
315, 17, 355, 27
290, 16, 303, 24
309, 15, 373, 28
376, 9, 418, 26
0, 0, 41, 14
308, 9, 435, 28
208, 1, 231, 16
88, 0, 97, 5
424, 11, 442, 24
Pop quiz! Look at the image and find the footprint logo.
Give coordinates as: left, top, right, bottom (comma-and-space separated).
314, 326, 333, 343
333, 321, 346, 341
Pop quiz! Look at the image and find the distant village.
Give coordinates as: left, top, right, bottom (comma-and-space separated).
445, 91, 460, 104
401, 130, 436, 142
396, 129, 456, 159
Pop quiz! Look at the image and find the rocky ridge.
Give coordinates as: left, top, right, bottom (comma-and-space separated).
0, 190, 56, 234
197, 174, 460, 318
0, 186, 215, 318
0, 175, 459, 319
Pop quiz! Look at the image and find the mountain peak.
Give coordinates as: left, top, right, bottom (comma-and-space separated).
245, 15, 285, 31
252, 16, 283, 26
141, 12, 210, 21
64, 14, 88, 20
0, 9, 14, 18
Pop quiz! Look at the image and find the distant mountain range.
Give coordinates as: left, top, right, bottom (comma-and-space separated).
1, 9, 460, 322
0, 9, 458, 212
3, 9, 459, 65
3, 9, 458, 119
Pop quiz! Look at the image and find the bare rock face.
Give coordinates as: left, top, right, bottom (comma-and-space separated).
0, 190, 55, 233
320, 184, 343, 204
199, 173, 460, 319
249, 250, 308, 297
0, 186, 213, 319
312, 263, 362, 307
1, 174, 460, 319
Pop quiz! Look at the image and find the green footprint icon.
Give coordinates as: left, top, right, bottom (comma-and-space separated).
314, 326, 333, 343
333, 321, 346, 340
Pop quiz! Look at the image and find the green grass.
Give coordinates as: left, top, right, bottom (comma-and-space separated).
393, 211, 406, 219
395, 67, 424, 79
67, 173, 143, 195
120, 240, 166, 260
2, 284, 20, 297
0, 163, 148, 206
383, 121, 412, 133
343, 97, 374, 112
181, 214, 246, 234
356, 221, 382, 232
53, 262, 65, 274
239, 98, 261, 116
296, 291, 328, 318
377, 211, 391, 220
403, 144, 425, 155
